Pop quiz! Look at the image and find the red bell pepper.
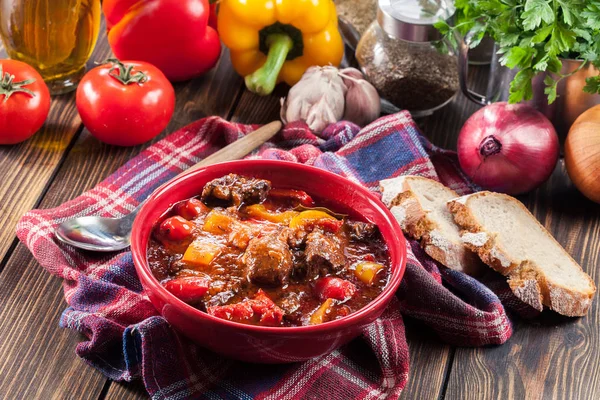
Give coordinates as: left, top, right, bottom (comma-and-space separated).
103, 0, 221, 82
164, 276, 210, 302
314, 277, 356, 301
207, 289, 284, 326
268, 189, 315, 207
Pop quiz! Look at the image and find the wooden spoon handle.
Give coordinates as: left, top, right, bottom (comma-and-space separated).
185, 120, 282, 173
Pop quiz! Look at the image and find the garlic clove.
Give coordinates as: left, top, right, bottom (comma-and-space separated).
340, 67, 364, 81
279, 65, 347, 134
343, 77, 381, 127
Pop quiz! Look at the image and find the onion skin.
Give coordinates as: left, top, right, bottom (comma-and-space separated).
565, 105, 600, 203
458, 102, 559, 195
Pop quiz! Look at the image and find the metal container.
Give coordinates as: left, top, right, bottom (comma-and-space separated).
459, 30, 600, 139
356, 0, 459, 117
467, 36, 494, 65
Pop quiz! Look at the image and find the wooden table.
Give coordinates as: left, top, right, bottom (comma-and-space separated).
0, 28, 598, 400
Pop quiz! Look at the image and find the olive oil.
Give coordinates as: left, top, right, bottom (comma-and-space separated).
0, 0, 101, 94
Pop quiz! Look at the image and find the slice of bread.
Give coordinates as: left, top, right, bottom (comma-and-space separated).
448, 192, 596, 316
380, 176, 482, 275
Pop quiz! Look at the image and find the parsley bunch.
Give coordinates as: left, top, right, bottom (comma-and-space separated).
435, 0, 600, 104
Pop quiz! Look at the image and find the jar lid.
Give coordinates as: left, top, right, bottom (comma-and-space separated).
377, 0, 455, 42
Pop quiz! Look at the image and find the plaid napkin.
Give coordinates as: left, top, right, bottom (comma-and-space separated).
17, 113, 532, 399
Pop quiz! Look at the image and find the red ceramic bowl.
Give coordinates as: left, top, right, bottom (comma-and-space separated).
131, 160, 406, 363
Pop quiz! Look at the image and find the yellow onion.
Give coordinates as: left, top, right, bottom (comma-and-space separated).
565, 105, 600, 203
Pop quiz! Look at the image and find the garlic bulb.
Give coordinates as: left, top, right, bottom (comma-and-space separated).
280, 66, 381, 134
280, 66, 347, 134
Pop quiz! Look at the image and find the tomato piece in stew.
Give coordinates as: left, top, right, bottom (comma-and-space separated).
147, 174, 390, 327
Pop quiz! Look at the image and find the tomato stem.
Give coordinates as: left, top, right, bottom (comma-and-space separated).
0, 64, 36, 103
106, 58, 148, 85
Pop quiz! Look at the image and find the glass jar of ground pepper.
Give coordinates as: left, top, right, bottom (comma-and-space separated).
356, 0, 459, 117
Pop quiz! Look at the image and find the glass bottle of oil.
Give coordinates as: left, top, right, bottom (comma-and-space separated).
0, 0, 101, 94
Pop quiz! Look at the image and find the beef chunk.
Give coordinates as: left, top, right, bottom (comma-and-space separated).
278, 292, 302, 315
277, 292, 306, 325
287, 227, 309, 249
243, 232, 293, 286
204, 289, 236, 308
305, 231, 346, 278
345, 220, 379, 242
201, 174, 271, 206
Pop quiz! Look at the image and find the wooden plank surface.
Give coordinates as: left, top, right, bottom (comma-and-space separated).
0, 33, 110, 266
0, 44, 243, 399
1, 24, 599, 400
0, 27, 114, 400
106, 381, 148, 400
0, 246, 108, 400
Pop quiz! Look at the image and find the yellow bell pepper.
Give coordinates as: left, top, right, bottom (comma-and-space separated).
203, 212, 238, 235
354, 262, 385, 285
289, 210, 337, 229
245, 204, 299, 224
309, 298, 334, 325
182, 240, 221, 268
218, 0, 344, 95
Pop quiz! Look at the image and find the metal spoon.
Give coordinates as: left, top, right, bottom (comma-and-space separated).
55, 121, 283, 252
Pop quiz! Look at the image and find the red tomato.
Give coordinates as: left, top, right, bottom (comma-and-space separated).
0, 60, 50, 145
159, 216, 194, 241
314, 277, 356, 301
175, 198, 209, 220
76, 59, 175, 146
164, 276, 210, 302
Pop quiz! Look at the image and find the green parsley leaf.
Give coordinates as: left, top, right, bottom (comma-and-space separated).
433, 20, 451, 35
544, 84, 558, 104
434, 0, 599, 104
547, 56, 563, 74
501, 46, 534, 69
522, 0, 554, 31
557, 0, 579, 26
582, 2, 600, 30
572, 28, 592, 43
548, 24, 576, 55
468, 22, 488, 48
533, 57, 548, 72
531, 25, 553, 44
584, 76, 600, 94
498, 32, 521, 48
509, 69, 535, 103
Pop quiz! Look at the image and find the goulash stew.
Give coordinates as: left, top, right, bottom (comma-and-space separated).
148, 174, 390, 327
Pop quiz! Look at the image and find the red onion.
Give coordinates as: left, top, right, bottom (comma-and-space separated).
457, 102, 559, 195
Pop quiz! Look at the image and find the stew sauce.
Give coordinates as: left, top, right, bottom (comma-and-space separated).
147, 174, 390, 327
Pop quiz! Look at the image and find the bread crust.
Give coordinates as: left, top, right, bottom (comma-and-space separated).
448, 192, 596, 317
381, 176, 482, 276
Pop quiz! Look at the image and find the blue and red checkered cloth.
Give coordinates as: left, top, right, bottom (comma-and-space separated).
17, 113, 536, 399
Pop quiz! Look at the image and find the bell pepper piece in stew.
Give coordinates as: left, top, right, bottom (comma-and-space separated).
147, 174, 390, 327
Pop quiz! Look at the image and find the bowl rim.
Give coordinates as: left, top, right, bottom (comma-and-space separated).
131, 159, 407, 334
